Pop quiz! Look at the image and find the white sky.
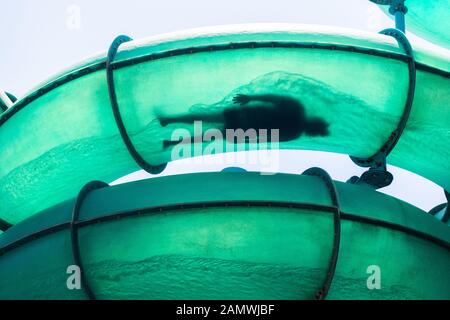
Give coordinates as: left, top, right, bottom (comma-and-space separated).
1, 0, 447, 211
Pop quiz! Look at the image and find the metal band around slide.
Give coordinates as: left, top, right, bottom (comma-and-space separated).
106, 35, 168, 175
2, 200, 448, 259
351, 28, 416, 169
302, 167, 341, 300
71, 180, 109, 300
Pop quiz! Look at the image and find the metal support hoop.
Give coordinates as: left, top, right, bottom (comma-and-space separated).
106, 35, 167, 175
349, 29, 416, 189
302, 167, 341, 300
71, 180, 109, 300
351, 28, 415, 168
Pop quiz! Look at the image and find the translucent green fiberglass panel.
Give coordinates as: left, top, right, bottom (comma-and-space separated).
115, 47, 406, 165
328, 220, 450, 300
389, 70, 450, 188
1, 172, 448, 250
1, 205, 448, 299
0, 27, 449, 224
337, 179, 450, 242
77, 173, 331, 221
79, 207, 334, 300
379, 0, 450, 49
0, 71, 136, 224
0, 172, 448, 299
0, 230, 85, 300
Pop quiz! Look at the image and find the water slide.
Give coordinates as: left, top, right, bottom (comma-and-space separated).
1, 172, 449, 299
0, 24, 449, 299
1, 25, 449, 224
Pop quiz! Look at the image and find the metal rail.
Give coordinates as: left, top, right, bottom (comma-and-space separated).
349, 28, 416, 189
106, 35, 168, 175
302, 168, 341, 300
70, 180, 109, 300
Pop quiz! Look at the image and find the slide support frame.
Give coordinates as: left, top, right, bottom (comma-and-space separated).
349, 28, 415, 189
70, 180, 109, 300
106, 35, 168, 175
302, 167, 341, 300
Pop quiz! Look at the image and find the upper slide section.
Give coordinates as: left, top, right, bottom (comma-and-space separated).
0, 24, 449, 224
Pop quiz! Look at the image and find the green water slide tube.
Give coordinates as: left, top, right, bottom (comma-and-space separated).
0, 172, 449, 299
1, 25, 450, 227
373, 0, 450, 49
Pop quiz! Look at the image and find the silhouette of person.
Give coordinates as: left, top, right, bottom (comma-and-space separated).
159, 94, 329, 147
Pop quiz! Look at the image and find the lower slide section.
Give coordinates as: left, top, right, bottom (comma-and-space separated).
0, 172, 448, 299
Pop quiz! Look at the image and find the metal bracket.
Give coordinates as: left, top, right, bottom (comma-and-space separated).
428, 190, 450, 223
348, 153, 394, 189
71, 180, 109, 300
349, 28, 415, 189
106, 35, 167, 175
302, 167, 341, 300
369, 0, 407, 32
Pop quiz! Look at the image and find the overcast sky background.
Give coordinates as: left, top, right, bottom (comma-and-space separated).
1, 0, 447, 211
